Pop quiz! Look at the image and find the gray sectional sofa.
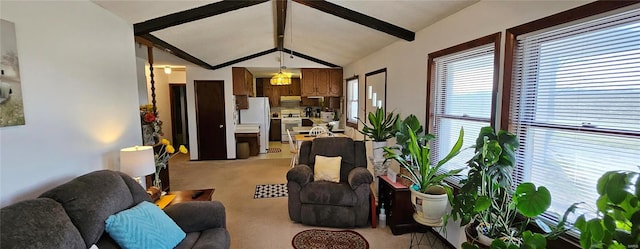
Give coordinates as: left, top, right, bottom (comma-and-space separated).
0, 170, 230, 249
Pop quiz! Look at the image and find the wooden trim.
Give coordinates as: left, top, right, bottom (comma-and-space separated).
500, 0, 637, 130
211, 48, 277, 70
134, 0, 269, 35
276, 0, 288, 51
365, 68, 386, 77
282, 48, 340, 68
426, 32, 501, 133
292, 0, 415, 41
138, 34, 214, 70
345, 75, 359, 128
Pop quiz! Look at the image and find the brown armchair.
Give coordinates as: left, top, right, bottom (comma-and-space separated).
286, 137, 373, 227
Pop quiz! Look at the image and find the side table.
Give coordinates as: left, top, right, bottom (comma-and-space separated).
378, 176, 426, 235
155, 189, 214, 209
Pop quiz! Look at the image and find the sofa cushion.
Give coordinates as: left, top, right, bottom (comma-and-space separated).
105, 201, 185, 249
0, 198, 85, 249
300, 181, 357, 206
314, 155, 342, 183
39, 170, 138, 246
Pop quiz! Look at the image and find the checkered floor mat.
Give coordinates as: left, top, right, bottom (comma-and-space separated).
253, 183, 288, 199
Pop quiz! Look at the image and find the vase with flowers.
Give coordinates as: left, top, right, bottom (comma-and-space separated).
140, 104, 163, 145
154, 138, 188, 191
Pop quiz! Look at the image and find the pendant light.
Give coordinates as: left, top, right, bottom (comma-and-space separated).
271, 50, 291, 85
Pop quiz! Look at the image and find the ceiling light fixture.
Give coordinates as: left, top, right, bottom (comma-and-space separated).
271, 51, 291, 85
164, 66, 172, 74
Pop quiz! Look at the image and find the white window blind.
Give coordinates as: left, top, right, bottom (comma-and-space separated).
347, 78, 359, 124
509, 8, 640, 223
431, 44, 496, 183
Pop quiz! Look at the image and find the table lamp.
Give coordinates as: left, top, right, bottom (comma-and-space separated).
120, 146, 155, 187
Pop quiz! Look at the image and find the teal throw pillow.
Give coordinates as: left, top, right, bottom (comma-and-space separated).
105, 201, 185, 249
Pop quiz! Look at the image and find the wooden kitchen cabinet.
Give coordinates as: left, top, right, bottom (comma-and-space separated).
261, 78, 302, 107
300, 97, 319, 106
378, 176, 426, 235
232, 67, 254, 96
301, 68, 343, 97
270, 119, 281, 141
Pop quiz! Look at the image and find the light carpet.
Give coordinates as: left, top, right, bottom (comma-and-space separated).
168, 156, 430, 249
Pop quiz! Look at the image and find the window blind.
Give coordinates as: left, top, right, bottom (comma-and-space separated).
509, 8, 640, 224
347, 78, 358, 124
431, 44, 495, 184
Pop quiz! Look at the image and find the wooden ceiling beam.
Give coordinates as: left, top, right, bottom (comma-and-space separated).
282, 48, 339, 68
292, 0, 415, 41
275, 0, 287, 51
137, 34, 215, 70
134, 0, 269, 35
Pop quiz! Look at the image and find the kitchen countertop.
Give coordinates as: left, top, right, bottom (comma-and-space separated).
234, 124, 259, 133
292, 126, 345, 134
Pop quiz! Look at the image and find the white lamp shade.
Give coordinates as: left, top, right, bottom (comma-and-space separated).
120, 146, 155, 177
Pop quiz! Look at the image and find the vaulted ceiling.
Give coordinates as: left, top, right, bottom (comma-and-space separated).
94, 0, 477, 73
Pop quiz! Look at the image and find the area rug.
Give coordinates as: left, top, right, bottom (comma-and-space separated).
292, 229, 369, 249
267, 148, 282, 153
253, 183, 288, 199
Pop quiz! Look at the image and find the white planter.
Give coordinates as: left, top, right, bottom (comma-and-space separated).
410, 186, 448, 226
371, 141, 387, 163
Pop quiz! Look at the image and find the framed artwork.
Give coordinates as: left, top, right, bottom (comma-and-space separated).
1, 19, 25, 127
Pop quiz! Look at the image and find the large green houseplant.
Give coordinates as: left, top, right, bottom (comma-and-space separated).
383, 115, 464, 226
574, 169, 639, 249
452, 127, 572, 249
358, 107, 399, 164
358, 107, 399, 142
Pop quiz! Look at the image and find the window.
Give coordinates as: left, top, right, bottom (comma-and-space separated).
346, 76, 359, 127
427, 33, 501, 182
504, 4, 640, 224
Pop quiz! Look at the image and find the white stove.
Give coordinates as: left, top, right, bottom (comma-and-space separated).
280, 109, 302, 142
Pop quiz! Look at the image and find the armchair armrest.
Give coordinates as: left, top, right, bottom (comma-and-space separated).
163, 201, 226, 233
347, 167, 373, 189
286, 164, 313, 187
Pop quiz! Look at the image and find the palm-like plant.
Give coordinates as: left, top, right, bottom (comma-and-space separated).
383, 125, 465, 195
358, 107, 398, 142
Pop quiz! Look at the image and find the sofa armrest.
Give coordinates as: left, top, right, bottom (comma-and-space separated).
163, 201, 226, 233
347, 167, 373, 189
286, 164, 313, 187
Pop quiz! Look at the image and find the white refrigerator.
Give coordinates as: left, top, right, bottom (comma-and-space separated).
239, 97, 271, 154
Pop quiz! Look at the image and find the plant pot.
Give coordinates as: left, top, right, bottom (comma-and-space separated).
464, 222, 491, 249
409, 185, 448, 226
372, 141, 387, 163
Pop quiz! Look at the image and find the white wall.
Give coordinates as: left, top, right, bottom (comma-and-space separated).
141, 66, 186, 145
0, 1, 141, 207
343, 0, 591, 247
186, 52, 327, 160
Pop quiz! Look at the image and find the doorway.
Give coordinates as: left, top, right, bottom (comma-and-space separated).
169, 84, 189, 148
194, 80, 227, 160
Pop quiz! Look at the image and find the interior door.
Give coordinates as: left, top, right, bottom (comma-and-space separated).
195, 80, 227, 160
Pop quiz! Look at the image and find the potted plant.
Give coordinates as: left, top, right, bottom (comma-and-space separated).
383, 117, 464, 226
573, 169, 639, 249
451, 127, 573, 248
358, 107, 399, 162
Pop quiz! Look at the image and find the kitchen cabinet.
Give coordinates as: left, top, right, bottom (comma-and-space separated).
302, 119, 313, 126
232, 67, 254, 96
300, 97, 319, 107
262, 78, 302, 107
301, 68, 343, 97
270, 119, 281, 141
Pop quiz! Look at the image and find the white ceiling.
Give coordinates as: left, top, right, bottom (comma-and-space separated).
94, 0, 478, 74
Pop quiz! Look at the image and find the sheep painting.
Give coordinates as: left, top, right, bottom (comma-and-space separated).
1, 19, 25, 127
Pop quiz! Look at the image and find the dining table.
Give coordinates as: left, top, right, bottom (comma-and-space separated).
293, 133, 349, 151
